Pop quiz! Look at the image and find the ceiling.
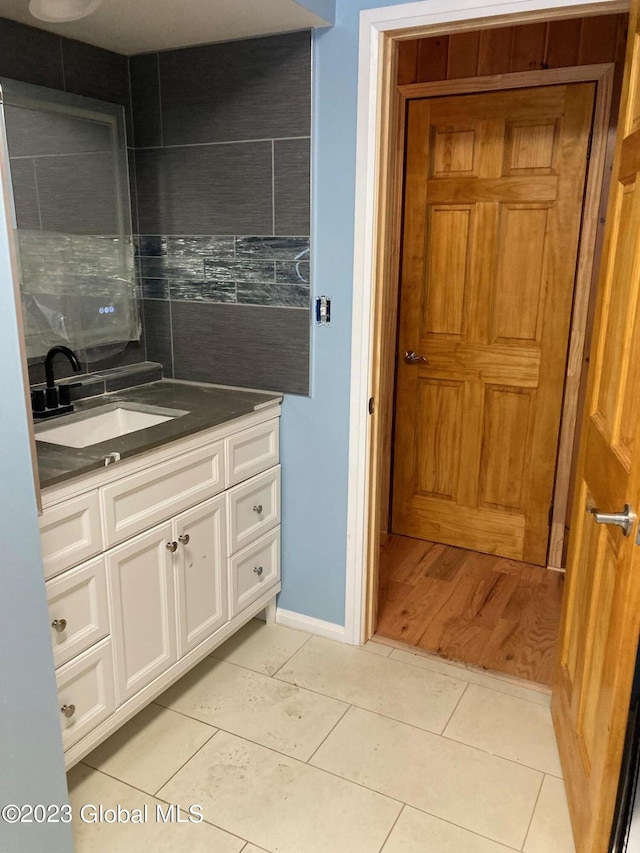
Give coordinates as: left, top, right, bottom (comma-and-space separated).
0, 0, 331, 55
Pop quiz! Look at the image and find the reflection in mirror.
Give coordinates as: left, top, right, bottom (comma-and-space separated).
0, 78, 139, 362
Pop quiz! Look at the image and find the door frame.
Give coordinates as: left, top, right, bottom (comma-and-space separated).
344, 0, 629, 646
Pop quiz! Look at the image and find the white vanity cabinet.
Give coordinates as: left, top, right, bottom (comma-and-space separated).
39, 406, 281, 767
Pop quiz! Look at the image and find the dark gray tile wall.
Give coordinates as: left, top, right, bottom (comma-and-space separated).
0, 15, 147, 384
132, 30, 312, 395
171, 302, 309, 395
2, 17, 312, 396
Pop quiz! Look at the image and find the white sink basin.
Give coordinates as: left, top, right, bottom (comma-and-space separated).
35, 402, 189, 448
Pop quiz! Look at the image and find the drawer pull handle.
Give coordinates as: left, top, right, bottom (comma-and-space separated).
178, 534, 190, 546
166, 541, 178, 553
60, 704, 76, 719
253, 566, 264, 576
51, 618, 67, 633
253, 504, 263, 514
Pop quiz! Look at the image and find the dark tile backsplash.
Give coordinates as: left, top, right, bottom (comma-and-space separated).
274, 138, 311, 236
135, 142, 275, 236
171, 302, 309, 394
132, 30, 311, 394
137, 234, 310, 309
2, 15, 311, 396
158, 31, 311, 146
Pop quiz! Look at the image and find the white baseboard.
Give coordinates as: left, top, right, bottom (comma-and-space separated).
275, 608, 346, 642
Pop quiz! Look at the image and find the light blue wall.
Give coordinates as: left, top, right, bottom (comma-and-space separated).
279, 0, 419, 626
0, 199, 72, 849
295, 0, 336, 23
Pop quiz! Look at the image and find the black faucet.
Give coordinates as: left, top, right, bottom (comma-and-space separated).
32, 346, 83, 419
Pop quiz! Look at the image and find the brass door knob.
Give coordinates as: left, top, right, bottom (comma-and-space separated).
166, 541, 178, 553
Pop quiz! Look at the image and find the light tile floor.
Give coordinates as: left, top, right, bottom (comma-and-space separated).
67, 620, 576, 853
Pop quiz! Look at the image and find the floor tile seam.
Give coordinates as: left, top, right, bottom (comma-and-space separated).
272, 662, 469, 709
269, 632, 314, 678
75, 752, 245, 845
269, 677, 465, 737
207, 638, 314, 681
403, 802, 524, 852
151, 727, 222, 797
384, 652, 552, 707
378, 803, 406, 853
150, 699, 222, 730
305, 703, 353, 764
519, 771, 546, 851
197, 727, 410, 808
304, 754, 532, 852
440, 680, 470, 734
438, 730, 559, 777
312, 702, 550, 776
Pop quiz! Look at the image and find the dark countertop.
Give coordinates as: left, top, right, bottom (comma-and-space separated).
36, 380, 282, 490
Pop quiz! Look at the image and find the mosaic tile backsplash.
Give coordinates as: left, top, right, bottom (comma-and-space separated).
136, 235, 310, 309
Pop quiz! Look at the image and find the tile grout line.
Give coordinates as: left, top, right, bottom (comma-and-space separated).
377, 803, 406, 853
268, 633, 314, 678
305, 703, 353, 765
402, 802, 524, 852
134, 135, 310, 152
384, 651, 552, 708
75, 755, 246, 843
271, 139, 276, 235
151, 727, 220, 798
440, 681, 469, 736
520, 771, 546, 851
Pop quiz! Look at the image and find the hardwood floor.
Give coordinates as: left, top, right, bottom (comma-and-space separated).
376, 534, 564, 686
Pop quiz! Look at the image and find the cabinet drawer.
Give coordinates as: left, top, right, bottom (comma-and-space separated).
40, 491, 102, 580
226, 418, 279, 487
46, 557, 109, 668
229, 526, 280, 617
227, 466, 280, 554
101, 441, 224, 546
56, 639, 115, 751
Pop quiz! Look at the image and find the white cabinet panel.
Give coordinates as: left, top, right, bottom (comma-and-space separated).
46, 556, 109, 668
174, 495, 228, 657
229, 526, 280, 617
56, 639, 115, 751
40, 491, 102, 579
101, 441, 224, 546
106, 523, 177, 704
226, 419, 279, 487
227, 466, 281, 555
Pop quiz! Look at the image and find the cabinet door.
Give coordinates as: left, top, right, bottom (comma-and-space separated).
106, 523, 177, 705
174, 496, 228, 657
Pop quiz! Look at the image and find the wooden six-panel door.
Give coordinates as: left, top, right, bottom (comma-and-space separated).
553, 4, 640, 849
391, 84, 595, 565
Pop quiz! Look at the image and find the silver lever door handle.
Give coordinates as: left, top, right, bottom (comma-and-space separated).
403, 350, 429, 365
587, 503, 636, 537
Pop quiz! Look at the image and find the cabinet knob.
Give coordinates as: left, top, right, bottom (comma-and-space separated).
51, 618, 67, 633
60, 704, 76, 719
253, 566, 264, 576
166, 541, 178, 553
178, 534, 190, 545
253, 504, 263, 514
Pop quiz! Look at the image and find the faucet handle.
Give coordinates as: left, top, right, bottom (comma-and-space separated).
45, 386, 59, 410
58, 382, 82, 407
31, 388, 46, 413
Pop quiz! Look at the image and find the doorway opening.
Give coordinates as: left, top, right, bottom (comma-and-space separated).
368, 12, 627, 686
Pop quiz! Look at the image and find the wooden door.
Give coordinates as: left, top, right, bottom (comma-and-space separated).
553, 5, 640, 850
392, 84, 595, 565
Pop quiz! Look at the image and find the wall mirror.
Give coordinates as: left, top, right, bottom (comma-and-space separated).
0, 78, 138, 361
